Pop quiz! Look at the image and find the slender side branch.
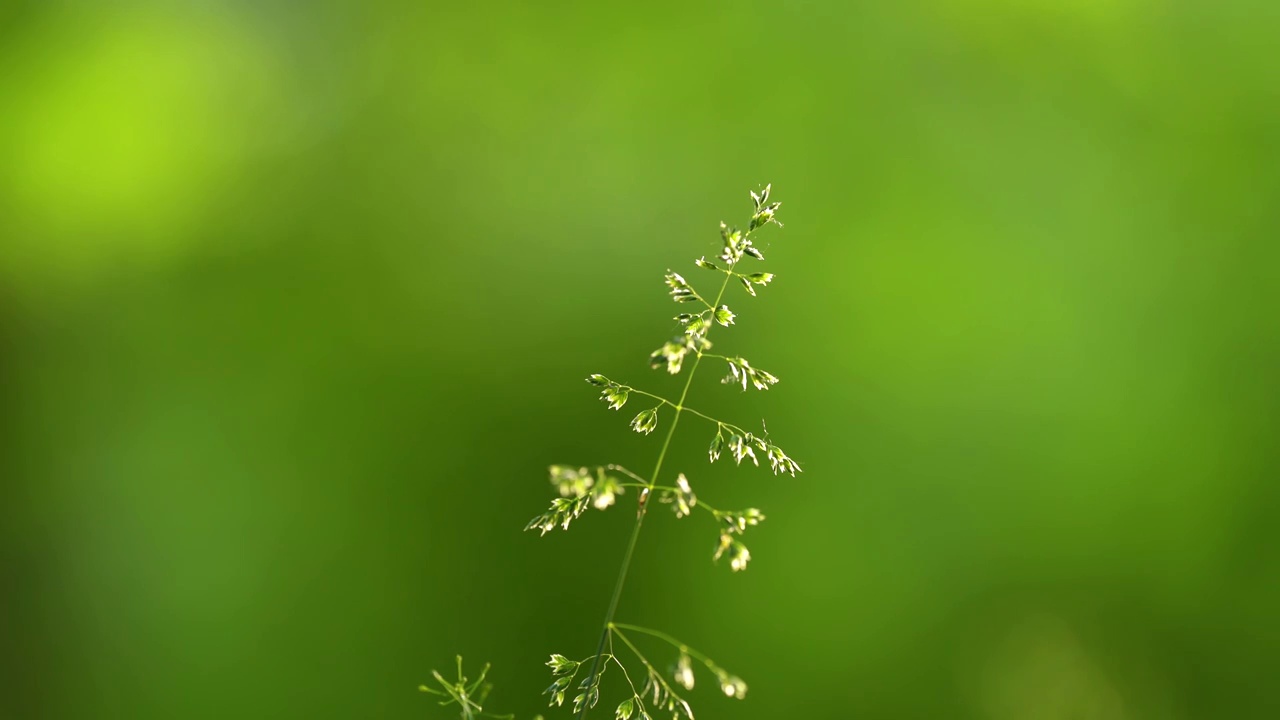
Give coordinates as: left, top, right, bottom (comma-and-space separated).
615, 483, 725, 515
610, 624, 721, 674
603, 464, 649, 485
612, 623, 749, 700
592, 382, 744, 434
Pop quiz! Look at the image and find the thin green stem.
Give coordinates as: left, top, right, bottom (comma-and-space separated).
614, 483, 724, 516
608, 626, 681, 699
713, 266, 752, 279
678, 405, 723, 427
611, 385, 740, 432
625, 388, 679, 407
603, 465, 649, 485
687, 285, 715, 309
610, 623, 726, 675
608, 654, 642, 704
656, 401, 749, 438
609, 625, 697, 718
576, 266, 737, 719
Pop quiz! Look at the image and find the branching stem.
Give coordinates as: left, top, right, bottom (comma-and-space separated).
575, 266, 737, 719
603, 464, 649, 485
608, 626, 685, 703
610, 623, 726, 676
613, 388, 742, 434
615, 483, 724, 516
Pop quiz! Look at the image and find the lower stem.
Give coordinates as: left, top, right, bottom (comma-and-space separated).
574, 383, 689, 720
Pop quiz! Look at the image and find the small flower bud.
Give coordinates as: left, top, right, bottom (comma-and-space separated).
630, 407, 659, 435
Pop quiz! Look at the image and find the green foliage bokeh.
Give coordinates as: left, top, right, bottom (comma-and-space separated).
2, 1, 1277, 718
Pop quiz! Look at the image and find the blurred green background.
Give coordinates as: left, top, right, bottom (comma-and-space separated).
2, 0, 1277, 718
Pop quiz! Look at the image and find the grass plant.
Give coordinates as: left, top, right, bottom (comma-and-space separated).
426, 185, 799, 719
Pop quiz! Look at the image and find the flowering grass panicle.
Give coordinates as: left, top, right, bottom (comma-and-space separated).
425, 185, 801, 719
